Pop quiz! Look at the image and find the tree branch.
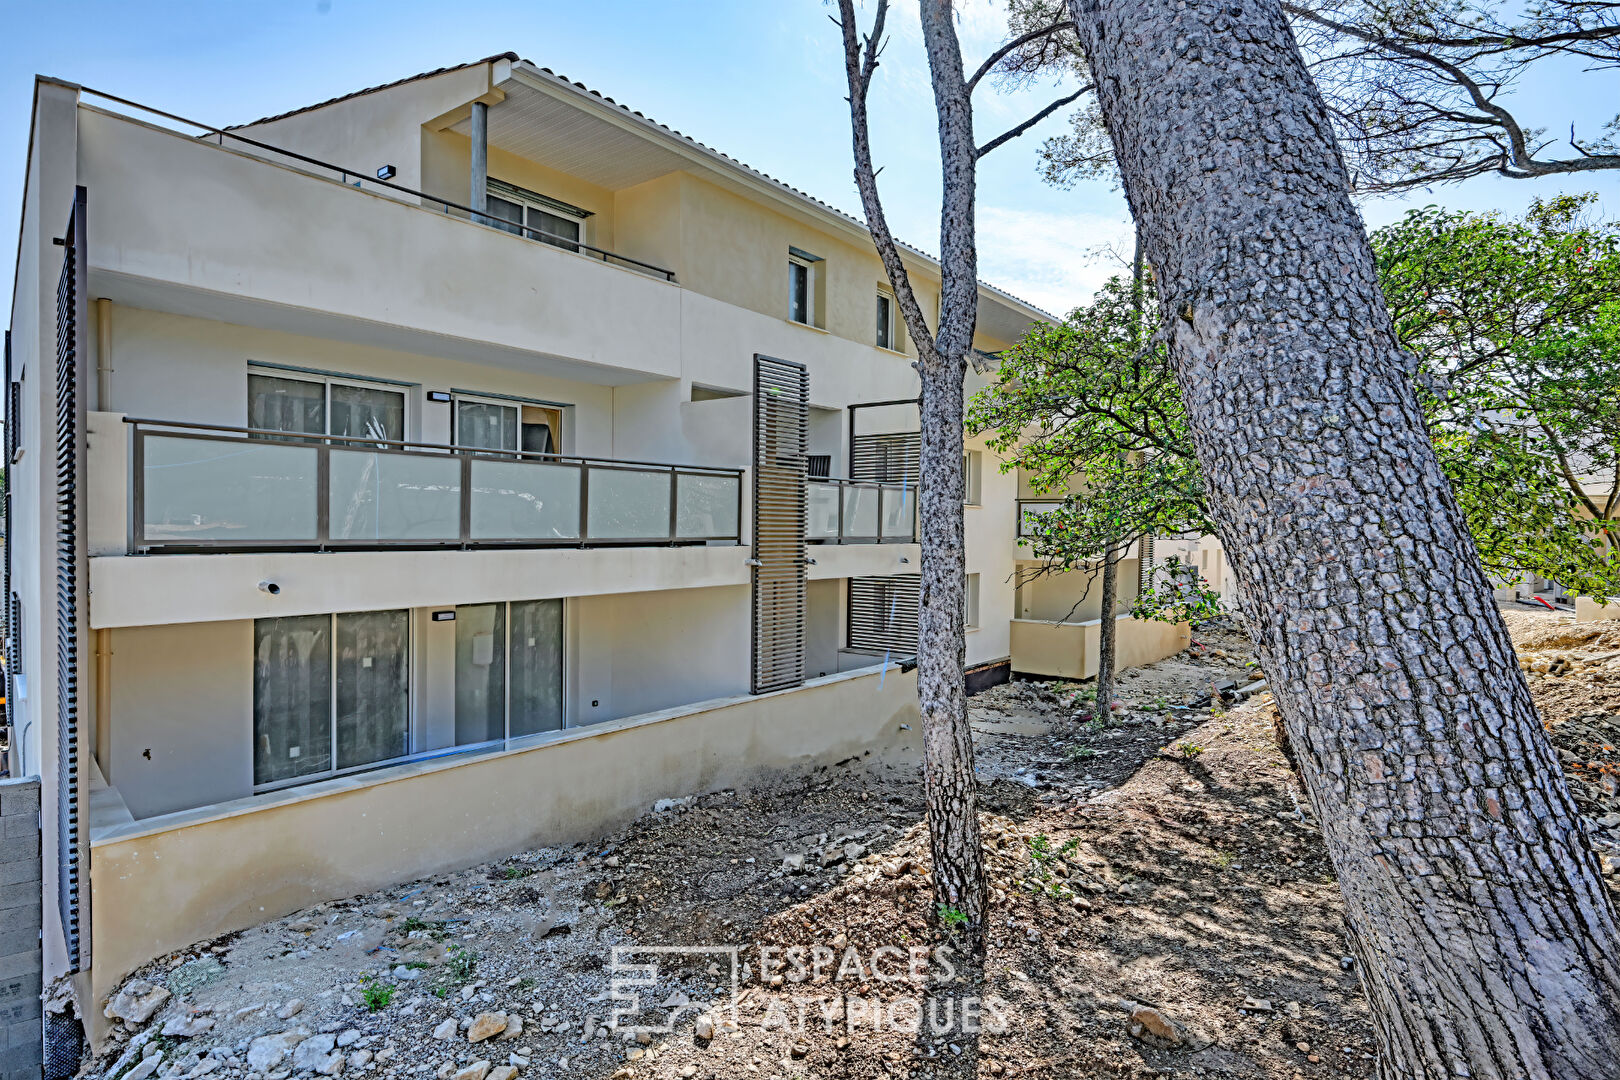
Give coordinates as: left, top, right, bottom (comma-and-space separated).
837, 0, 937, 360
967, 19, 1076, 92
976, 85, 1092, 159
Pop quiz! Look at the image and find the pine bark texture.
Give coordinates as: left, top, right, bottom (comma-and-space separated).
913, 0, 988, 925
838, 0, 988, 924
1066, 0, 1620, 1075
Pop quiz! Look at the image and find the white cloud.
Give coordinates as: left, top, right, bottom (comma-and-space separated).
976, 205, 1135, 317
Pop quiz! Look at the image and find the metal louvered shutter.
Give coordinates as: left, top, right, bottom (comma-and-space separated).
750, 355, 808, 694
1138, 535, 1155, 592
850, 432, 920, 484
55, 187, 89, 972
847, 575, 921, 655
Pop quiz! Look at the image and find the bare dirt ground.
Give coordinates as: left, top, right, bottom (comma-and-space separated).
86, 609, 1620, 1080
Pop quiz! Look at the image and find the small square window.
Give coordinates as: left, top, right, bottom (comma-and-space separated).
964, 574, 981, 630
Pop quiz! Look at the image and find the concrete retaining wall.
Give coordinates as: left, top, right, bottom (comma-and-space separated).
0, 778, 41, 1080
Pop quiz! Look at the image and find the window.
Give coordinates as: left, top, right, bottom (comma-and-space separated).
789, 260, 811, 324
248, 371, 405, 444
486, 179, 589, 253
963, 450, 983, 505
253, 610, 408, 788
453, 395, 563, 455
964, 574, 981, 630
876, 293, 895, 350
252, 599, 564, 791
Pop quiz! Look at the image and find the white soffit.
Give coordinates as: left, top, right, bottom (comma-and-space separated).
451, 79, 688, 190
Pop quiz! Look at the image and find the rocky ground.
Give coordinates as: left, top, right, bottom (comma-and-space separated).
86, 609, 1620, 1080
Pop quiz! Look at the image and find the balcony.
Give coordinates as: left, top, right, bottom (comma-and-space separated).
808, 477, 917, 544
1016, 498, 1062, 540
128, 418, 742, 553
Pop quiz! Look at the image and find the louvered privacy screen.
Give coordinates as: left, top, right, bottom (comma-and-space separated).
848, 574, 921, 655
55, 187, 89, 972
750, 355, 809, 694
850, 431, 920, 484
1138, 536, 1155, 592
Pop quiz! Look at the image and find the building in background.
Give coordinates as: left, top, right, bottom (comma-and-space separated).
3, 54, 1185, 1038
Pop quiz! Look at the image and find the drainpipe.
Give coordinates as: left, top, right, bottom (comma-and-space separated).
95, 299, 113, 770
469, 101, 488, 225
94, 630, 111, 776
96, 297, 112, 409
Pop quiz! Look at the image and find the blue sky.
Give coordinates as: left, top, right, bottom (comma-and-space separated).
3, 0, 1618, 319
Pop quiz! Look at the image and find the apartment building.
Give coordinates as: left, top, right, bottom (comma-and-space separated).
4, 54, 1185, 1031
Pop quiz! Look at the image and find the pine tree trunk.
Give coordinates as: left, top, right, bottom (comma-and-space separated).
1067, 0, 1620, 1075
915, 362, 985, 922
1094, 548, 1118, 710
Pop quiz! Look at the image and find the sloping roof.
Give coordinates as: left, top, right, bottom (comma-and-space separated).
228, 52, 520, 130
228, 53, 1056, 323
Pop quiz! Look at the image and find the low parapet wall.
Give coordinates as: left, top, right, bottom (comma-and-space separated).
86, 666, 920, 1042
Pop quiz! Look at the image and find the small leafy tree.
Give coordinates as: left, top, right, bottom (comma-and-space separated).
978, 197, 1620, 607
969, 270, 1215, 699
1131, 556, 1224, 625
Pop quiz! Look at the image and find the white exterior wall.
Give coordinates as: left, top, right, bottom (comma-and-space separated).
7, 71, 1061, 1003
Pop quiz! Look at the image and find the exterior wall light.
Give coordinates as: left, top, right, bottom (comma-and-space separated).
376, 165, 397, 180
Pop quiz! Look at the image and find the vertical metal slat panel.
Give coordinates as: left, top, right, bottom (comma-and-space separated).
750, 355, 808, 694
847, 575, 921, 655
850, 432, 920, 484
55, 188, 88, 972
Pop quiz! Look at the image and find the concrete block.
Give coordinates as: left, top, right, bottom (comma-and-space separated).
0, 1040, 41, 1078
0, 883, 38, 911
0, 782, 39, 819
0, 995, 39, 1028
0, 925, 39, 961
0, 818, 36, 840
0, 838, 36, 866
0, 952, 41, 983
0, 862, 39, 889
1, 1019, 39, 1050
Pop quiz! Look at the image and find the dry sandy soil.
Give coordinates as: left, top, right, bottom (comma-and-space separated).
83, 609, 1620, 1080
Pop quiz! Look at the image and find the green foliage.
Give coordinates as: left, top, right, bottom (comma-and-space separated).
1131, 556, 1223, 625
1375, 195, 1620, 597
968, 273, 1210, 574
975, 196, 1620, 601
1176, 742, 1205, 759
359, 976, 395, 1012
445, 944, 478, 982
935, 904, 969, 932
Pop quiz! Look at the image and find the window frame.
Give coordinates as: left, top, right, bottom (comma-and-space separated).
450, 391, 567, 456
962, 449, 984, 506
252, 599, 570, 794
485, 179, 590, 253
247, 366, 410, 444
964, 573, 981, 630
876, 291, 897, 351
788, 256, 814, 325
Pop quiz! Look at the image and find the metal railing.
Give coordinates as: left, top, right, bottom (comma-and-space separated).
127, 418, 742, 552
807, 477, 917, 544
78, 87, 678, 282
1016, 499, 1064, 539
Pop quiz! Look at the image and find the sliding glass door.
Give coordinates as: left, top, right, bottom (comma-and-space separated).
336, 610, 410, 769
455, 603, 508, 746
510, 599, 564, 737
253, 599, 565, 792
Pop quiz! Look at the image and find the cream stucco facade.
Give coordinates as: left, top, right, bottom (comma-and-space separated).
5, 55, 1186, 1031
